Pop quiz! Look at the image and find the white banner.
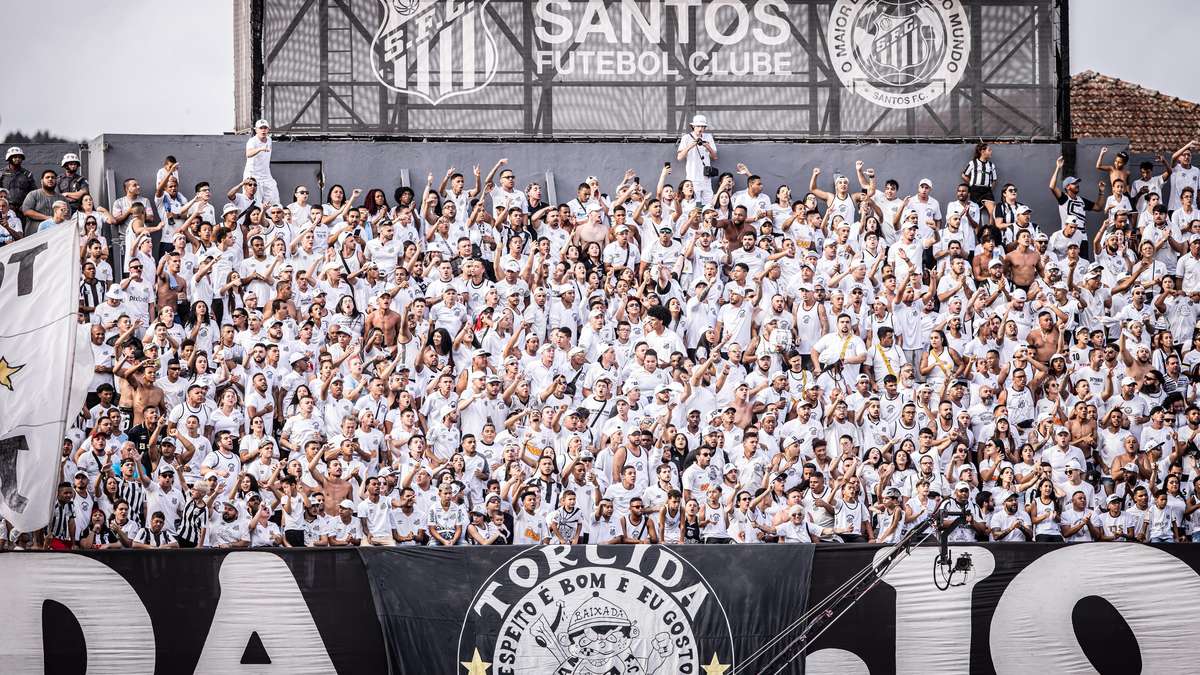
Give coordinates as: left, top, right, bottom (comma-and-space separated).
0, 224, 93, 532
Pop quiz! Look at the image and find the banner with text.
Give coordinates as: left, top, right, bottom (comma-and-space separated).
0, 224, 92, 533
11, 543, 1200, 674
259, 0, 1062, 139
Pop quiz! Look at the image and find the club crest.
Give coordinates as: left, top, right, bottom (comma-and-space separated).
371, 0, 499, 105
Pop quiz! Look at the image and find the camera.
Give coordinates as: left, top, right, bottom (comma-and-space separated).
703, 166, 719, 178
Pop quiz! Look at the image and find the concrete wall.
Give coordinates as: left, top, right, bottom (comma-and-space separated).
90, 134, 1076, 230
5, 142, 87, 185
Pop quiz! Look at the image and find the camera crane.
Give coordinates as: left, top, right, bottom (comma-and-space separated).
730, 500, 975, 675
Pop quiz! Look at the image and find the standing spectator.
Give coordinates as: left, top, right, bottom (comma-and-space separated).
244, 119, 279, 206
112, 177, 156, 273
21, 168, 59, 235
676, 115, 717, 205
962, 142, 997, 208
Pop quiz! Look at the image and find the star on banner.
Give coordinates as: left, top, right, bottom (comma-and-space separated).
0, 357, 24, 391
461, 648, 491, 675
703, 653, 730, 675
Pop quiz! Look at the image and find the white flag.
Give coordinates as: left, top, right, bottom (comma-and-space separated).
0, 224, 93, 532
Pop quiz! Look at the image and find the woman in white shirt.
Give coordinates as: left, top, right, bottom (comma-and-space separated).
699, 486, 731, 543
1027, 477, 1063, 541
186, 301, 220, 354
209, 387, 246, 438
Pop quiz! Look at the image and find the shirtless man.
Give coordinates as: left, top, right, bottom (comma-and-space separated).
731, 381, 768, 428
1026, 309, 1062, 365
308, 454, 356, 505
156, 252, 188, 317
1003, 229, 1042, 291
117, 361, 167, 427
365, 290, 401, 346
1121, 341, 1154, 383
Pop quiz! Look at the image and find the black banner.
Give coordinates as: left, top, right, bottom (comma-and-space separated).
806, 543, 1200, 674
254, 0, 1063, 140
0, 550, 385, 675
11, 544, 1200, 674
362, 544, 812, 674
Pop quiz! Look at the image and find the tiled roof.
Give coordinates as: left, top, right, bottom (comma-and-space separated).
1070, 70, 1200, 154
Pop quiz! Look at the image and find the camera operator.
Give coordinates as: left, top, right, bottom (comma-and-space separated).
676, 114, 718, 205
940, 481, 977, 543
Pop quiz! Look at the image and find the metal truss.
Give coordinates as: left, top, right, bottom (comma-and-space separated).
252, 0, 1065, 140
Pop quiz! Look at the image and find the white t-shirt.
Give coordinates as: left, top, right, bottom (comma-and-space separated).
244, 135, 273, 179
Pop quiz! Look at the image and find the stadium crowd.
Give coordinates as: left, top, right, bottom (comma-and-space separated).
4, 114, 1200, 550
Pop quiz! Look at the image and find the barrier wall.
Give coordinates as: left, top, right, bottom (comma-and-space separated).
4, 543, 1196, 674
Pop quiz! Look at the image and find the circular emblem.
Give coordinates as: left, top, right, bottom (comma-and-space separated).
458, 546, 734, 674
827, 0, 971, 109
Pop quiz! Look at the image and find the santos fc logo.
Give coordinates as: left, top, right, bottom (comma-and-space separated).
827, 0, 971, 109
458, 546, 734, 674
371, 0, 499, 105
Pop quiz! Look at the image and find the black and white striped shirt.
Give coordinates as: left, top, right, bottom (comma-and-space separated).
962, 159, 997, 189
136, 528, 176, 547
50, 501, 74, 539
117, 478, 147, 526
79, 278, 107, 318
178, 498, 207, 543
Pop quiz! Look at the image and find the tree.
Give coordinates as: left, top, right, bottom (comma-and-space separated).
3, 130, 78, 144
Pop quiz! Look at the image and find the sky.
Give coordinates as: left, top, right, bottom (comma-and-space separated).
1, 0, 1196, 141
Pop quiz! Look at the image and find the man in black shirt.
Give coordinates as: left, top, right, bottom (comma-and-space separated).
127, 407, 164, 475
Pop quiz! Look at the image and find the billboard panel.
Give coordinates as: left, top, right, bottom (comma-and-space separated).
256, 0, 1064, 139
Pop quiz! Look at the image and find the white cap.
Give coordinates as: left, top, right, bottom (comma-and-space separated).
690, 114, 709, 128
954, 481, 971, 492
254, 119, 270, 129
918, 177, 933, 188
338, 499, 355, 510
1065, 459, 1082, 471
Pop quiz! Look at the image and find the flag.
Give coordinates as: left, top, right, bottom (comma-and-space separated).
0, 224, 93, 532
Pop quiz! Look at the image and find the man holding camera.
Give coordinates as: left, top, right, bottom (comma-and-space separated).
677, 114, 718, 205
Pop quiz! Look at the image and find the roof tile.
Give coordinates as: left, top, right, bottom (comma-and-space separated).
1071, 70, 1200, 154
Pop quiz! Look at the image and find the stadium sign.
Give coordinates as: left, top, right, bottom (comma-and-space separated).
264, 0, 1059, 137
827, 0, 972, 109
